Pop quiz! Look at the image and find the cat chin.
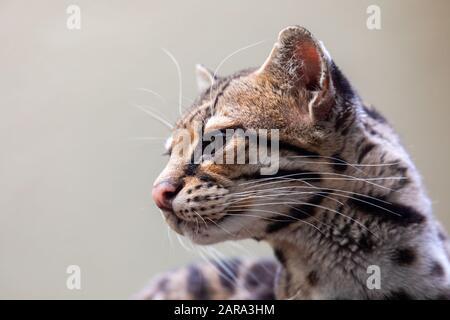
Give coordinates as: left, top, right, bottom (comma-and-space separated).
182, 224, 237, 245
182, 216, 260, 245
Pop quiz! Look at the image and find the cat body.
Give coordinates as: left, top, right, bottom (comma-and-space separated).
139, 26, 450, 300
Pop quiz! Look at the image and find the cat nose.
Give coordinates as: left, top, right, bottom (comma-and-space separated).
152, 180, 180, 211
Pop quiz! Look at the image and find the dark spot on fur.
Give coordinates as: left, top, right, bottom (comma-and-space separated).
195, 185, 202, 190
357, 143, 375, 163
244, 260, 277, 295
153, 277, 169, 296
385, 290, 413, 300
187, 265, 209, 299
363, 104, 387, 123
274, 249, 286, 266
185, 163, 198, 176
266, 191, 329, 233
199, 174, 216, 183
358, 235, 375, 253
187, 189, 192, 194
392, 248, 417, 266
331, 154, 348, 172
207, 182, 214, 188
212, 258, 241, 293
430, 261, 444, 277
236, 169, 322, 182
192, 196, 200, 202
348, 194, 425, 225
334, 106, 354, 134
306, 271, 319, 286
278, 141, 319, 157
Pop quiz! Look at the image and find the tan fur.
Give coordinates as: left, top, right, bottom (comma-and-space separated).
143, 26, 450, 300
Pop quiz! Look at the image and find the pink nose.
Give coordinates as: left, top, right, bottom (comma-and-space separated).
152, 181, 180, 211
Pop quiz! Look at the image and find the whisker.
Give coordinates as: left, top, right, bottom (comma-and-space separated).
227, 200, 379, 238
239, 173, 404, 192
206, 217, 236, 238
161, 48, 183, 116
227, 191, 344, 207
166, 226, 174, 248
286, 154, 402, 176
226, 207, 325, 235
209, 40, 266, 116
135, 87, 168, 104
192, 209, 208, 229
133, 104, 174, 129
175, 234, 194, 252
197, 247, 246, 292
229, 185, 392, 206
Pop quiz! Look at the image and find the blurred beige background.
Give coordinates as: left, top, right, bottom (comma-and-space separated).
0, 0, 449, 299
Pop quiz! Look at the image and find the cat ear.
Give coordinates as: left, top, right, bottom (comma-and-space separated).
195, 64, 215, 92
257, 26, 335, 121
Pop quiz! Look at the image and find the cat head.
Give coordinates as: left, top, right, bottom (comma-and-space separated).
152, 26, 360, 244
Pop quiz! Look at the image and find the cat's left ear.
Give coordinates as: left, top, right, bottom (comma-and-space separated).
257, 26, 335, 121
195, 64, 215, 92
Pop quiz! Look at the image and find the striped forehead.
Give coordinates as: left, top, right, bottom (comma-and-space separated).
175, 102, 211, 130
174, 68, 257, 133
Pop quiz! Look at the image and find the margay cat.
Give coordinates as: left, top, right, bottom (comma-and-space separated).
136, 26, 450, 300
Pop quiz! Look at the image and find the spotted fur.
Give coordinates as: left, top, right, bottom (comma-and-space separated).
140, 26, 450, 300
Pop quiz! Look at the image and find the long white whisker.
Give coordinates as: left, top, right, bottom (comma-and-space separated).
192, 209, 208, 229
239, 172, 404, 192
227, 191, 344, 207
206, 217, 236, 238
227, 200, 379, 238
133, 104, 174, 129
175, 234, 194, 252
229, 185, 392, 206
135, 87, 168, 104
227, 207, 325, 234
209, 40, 266, 116
161, 48, 183, 116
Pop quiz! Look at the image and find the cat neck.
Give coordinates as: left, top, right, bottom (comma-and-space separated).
263, 138, 448, 299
